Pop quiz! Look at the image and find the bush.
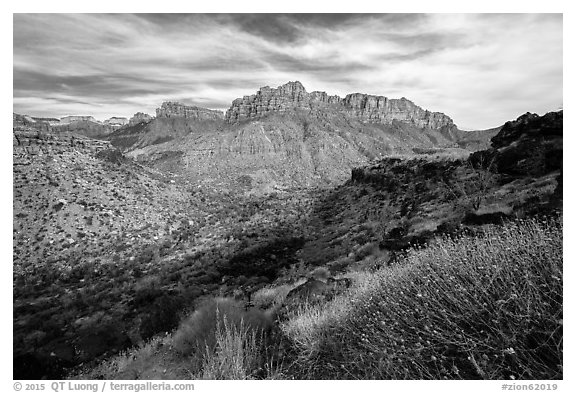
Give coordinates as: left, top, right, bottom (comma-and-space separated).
251, 285, 293, 310
173, 298, 274, 357
283, 217, 563, 380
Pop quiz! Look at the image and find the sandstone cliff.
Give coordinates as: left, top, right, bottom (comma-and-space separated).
104, 117, 129, 127
225, 81, 455, 130
128, 112, 154, 126
60, 115, 98, 124
156, 102, 224, 121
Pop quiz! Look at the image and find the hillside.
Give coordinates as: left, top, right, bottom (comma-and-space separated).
120, 82, 493, 192
64, 110, 561, 380
13, 75, 561, 380
13, 125, 316, 379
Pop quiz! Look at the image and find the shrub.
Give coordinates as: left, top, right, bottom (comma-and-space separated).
251, 285, 293, 310
173, 298, 274, 357
308, 266, 331, 281
283, 217, 562, 380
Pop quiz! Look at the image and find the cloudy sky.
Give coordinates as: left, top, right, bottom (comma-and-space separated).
13, 13, 562, 129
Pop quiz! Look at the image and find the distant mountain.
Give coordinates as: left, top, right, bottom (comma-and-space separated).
119, 81, 493, 191
455, 126, 501, 151
13, 113, 130, 139
14, 81, 497, 191
107, 103, 224, 150
224, 81, 455, 130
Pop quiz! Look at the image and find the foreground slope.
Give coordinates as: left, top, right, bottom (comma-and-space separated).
72, 110, 562, 380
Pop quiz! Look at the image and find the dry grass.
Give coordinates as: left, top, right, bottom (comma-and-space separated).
172, 297, 273, 358
251, 285, 293, 310
74, 217, 562, 380
200, 312, 262, 379
282, 217, 563, 380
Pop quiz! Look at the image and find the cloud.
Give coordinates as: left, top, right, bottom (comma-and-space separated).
13, 13, 562, 128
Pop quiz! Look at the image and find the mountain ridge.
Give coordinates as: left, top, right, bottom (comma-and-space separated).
14, 81, 498, 192
225, 81, 456, 131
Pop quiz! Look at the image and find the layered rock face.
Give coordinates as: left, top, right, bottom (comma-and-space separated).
109, 105, 224, 151
33, 117, 61, 126
104, 117, 129, 127
13, 113, 52, 132
225, 81, 319, 121
60, 115, 98, 124
341, 94, 453, 129
13, 128, 113, 165
129, 112, 154, 126
225, 81, 455, 130
156, 102, 224, 121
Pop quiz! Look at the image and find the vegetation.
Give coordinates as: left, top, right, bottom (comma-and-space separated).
14, 111, 562, 380
74, 216, 562, 380
282, 217, 562, 379
172, 298, 274, 358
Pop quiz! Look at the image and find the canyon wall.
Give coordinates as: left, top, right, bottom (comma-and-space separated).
225, 81, 455, 130
156, 102, 224, 121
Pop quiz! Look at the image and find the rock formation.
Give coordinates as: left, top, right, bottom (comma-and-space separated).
156, 102, 224, 121
60, 115, 98, 124
225, 81, 455, 130
128, 112, 154, 126
104, 117, 129, 127
13, 127, 113, 165
32, 117, 61, 126
341, 94, 454, 129
470, 111, 563, 177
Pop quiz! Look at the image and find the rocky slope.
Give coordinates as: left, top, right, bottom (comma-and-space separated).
107, 103, 224, 150
13, 124, 314, 379
471, 111, 562, 177
126, 82, 494, 192
68, 110, 562, 380
13, 128, 111, 164
13, 87, 561, 378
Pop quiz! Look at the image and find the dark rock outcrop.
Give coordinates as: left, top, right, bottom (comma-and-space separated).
470, 111, 563, 177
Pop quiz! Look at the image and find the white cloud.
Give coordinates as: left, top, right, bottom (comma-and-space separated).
13, 13, 562, 128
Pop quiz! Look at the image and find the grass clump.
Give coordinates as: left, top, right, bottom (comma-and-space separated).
172, 297, 281, 379
173, 298, 273, 356
282, 217, 562, 380
200, 312, 263, 379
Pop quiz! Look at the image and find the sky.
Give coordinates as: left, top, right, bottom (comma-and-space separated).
13, 13, 562, 129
